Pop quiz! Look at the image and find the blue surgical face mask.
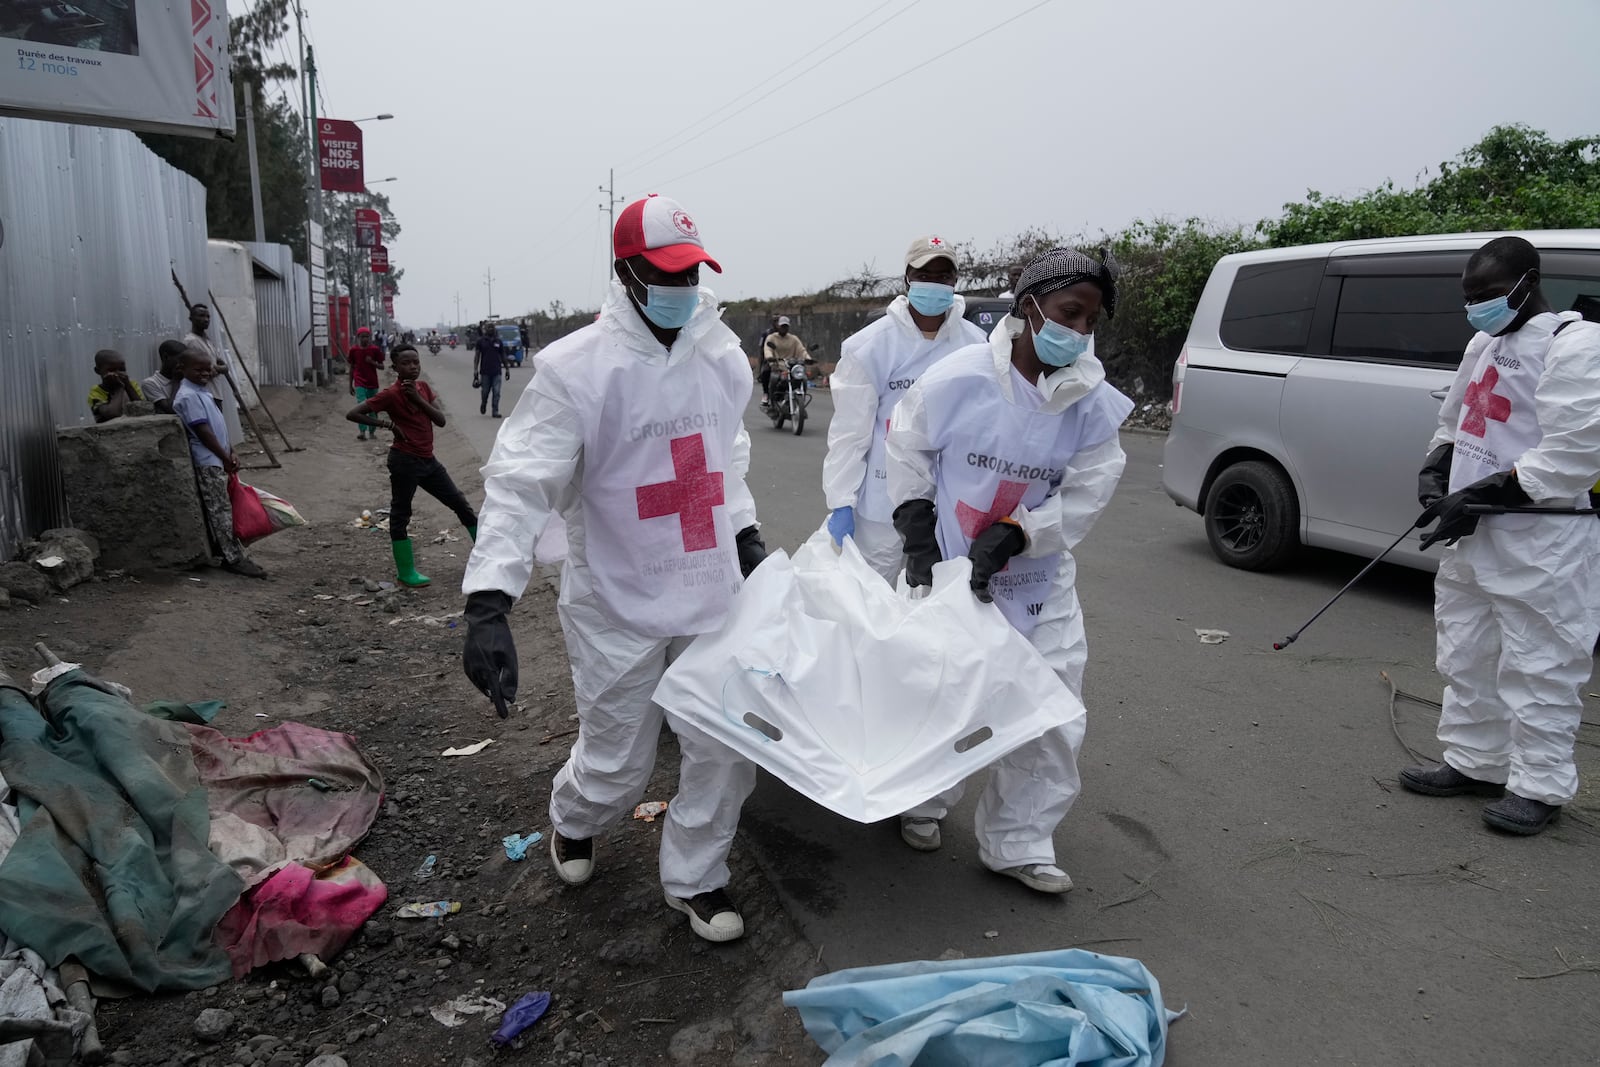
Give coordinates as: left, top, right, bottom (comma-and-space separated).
628, 264, 699, 329
1464, 270, 1531, 336
906, 281, 955, 317
1025, 297, 1090, 367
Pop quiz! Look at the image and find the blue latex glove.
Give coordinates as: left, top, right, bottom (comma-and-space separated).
827, 506, 855, 545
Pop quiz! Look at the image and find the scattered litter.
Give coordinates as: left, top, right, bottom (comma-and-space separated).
35, 555, 65, 569
442, 739, 495, 757
492, 991, 552, 1046
390, 611, 464, 627
1195, 629, 1230, 645
633, 800, 669, 822
312, 593, 336, 601
429, 994, 506, 1028
414, 854, 437, 879
431, 529, 462, 544
397, 900, 461, 919
983, 930, 999, 939
306, 777, 333, 792
351, 513, 391, 532
502, 832, 543, 861
254, 713, 270, 718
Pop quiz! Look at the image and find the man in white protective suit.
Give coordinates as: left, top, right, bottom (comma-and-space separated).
820, 235, 988, 577
460, 194, 768, 941
885, 247, 1133, 888
1402, 235, 1600, 836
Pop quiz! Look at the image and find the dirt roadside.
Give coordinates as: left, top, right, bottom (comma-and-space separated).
0, 384, 826, 1067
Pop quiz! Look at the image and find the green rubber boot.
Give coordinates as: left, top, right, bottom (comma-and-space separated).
391, 538, 431, 587
466, 524, 477, 542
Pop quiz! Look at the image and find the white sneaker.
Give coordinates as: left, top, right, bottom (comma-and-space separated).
997, 864, 1073, 894
664, 888, 744, 942
549, 831, 594, 885
899, 816, 942, 852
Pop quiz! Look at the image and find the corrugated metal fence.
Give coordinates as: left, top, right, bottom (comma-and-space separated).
243, 241, 312, 387
0, 118, 207, 560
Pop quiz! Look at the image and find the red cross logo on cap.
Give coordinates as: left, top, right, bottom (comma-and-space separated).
1460, 366, 1511, 438
636, 434, 725, 552
956, 480, 1028, 540
929, 236, 944, 246
672, 210, 698, 238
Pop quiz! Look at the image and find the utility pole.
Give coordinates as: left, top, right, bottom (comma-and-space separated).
294, 0, 310, 151
454, 291, 462, 326
485, 268, 494, 318
599, 168, 624, 235
243, 78, 265, 244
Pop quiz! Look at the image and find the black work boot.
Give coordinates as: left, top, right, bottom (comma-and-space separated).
1399, 763, 1505, 797
1482, 794, 1561, 835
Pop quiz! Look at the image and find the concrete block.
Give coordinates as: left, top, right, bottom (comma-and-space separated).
55, 416, 211, 572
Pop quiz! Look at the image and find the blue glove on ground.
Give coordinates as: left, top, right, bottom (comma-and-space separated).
827, 506, 855, 545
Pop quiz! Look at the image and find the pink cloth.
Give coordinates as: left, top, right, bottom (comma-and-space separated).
214, 859, 387, 978
186, 722, 387, 975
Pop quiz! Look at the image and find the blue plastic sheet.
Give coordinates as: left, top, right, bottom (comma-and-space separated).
501, 832, 542, 861
782, 949, 1177, 1066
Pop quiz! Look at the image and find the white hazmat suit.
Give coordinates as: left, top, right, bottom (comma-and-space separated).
886, 318, 1132, 870
463, 281, 760, 898
1427, 310, 1600, 805
821, 295, 987, 577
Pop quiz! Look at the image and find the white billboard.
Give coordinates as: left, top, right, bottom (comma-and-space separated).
0, 0, 234, 138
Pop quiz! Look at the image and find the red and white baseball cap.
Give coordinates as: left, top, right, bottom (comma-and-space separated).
613, 194, 722, 274
906, 235, 955, 269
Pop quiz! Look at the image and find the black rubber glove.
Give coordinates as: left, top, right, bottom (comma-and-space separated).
968, 522, 1027, 603
892, 499, 941, 589
1415, 469, 1529, 550
463, 590, 518, 706
735, 525, 767, 578
1417, 443, 1454, 510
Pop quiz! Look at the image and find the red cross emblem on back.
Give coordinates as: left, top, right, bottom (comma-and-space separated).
636, 434, 725, 552
1460, 366, 1511, 438
956, 480, 1029, 539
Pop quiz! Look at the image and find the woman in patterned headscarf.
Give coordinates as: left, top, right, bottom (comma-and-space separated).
882, 246, 1134, 893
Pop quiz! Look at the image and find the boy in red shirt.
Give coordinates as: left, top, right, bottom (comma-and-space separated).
348, 327, 387, 441
346, 345, 478, 586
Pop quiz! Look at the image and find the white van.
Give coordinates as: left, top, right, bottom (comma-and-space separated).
1162, 230, 1600, 571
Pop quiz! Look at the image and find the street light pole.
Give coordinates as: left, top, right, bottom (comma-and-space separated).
485, 268, 494, 318
243, 78, 266, 244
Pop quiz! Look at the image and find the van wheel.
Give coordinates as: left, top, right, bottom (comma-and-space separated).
1204, 461, 1299, 571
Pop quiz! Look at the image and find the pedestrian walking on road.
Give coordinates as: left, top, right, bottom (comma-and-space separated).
173, 349, 266, 578
820, 234, 986, 578
474, 327, 504, 417
461, 193, 766, 943
1401, 236, 1600, 835
349, 327, 387, 440
347, 345, 477, 587
886, 246, 1133, 890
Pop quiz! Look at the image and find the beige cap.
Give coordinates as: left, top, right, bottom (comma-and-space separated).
905, 235, 956, 269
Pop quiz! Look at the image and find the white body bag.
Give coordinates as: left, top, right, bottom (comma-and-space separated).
652, 532, 1086, 823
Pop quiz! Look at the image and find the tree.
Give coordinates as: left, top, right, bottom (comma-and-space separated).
324, 190, 403, 329
138, 1, 310, 250
1261, 125, 1600, 247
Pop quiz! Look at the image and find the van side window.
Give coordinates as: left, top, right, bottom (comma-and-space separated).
1219, 261, 1322, 354
1330, 275, 1474, 367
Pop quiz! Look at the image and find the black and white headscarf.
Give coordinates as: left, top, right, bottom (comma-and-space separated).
1010, 246, 1120, 320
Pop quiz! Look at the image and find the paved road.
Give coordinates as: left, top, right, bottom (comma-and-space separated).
418, 342, 535, 460
443, 352, 1597, 1063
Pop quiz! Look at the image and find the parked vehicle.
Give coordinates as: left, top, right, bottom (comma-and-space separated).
495, 323, 524, 367
962, 296, 1013, 335
1162, 230, 1600, 573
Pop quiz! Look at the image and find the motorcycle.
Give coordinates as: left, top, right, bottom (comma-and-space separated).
427, 340, 441, 355
765, 359, 810, 435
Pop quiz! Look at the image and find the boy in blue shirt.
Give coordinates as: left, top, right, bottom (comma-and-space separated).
172, 350, 266, 578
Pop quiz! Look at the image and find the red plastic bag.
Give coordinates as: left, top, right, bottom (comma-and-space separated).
228, 473, 275, 544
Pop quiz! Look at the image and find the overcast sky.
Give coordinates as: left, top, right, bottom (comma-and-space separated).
301, 0, 1600, 328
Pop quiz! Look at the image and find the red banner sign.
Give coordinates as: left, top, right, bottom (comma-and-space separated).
318, 119, 365, 193
383, 295, 395, 316
355, 207, 381, 249
370, 245, 389, 273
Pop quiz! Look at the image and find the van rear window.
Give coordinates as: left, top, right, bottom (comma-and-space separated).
1330, 275, 1474, 367
1220, 261, 1322, 355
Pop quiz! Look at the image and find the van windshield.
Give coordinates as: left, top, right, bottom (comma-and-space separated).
496, 326, 519, 343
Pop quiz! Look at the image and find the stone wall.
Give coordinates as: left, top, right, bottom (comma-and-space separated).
55, 416, 211, 572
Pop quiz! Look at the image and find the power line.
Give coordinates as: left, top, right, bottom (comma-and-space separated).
647, 0, 1053, 190
618, 0, 920, 180
615, 0, 904, 172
